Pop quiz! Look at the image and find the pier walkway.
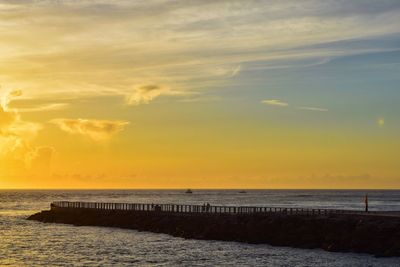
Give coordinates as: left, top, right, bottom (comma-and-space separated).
51, 201, 397, 217
30, 201, 400, 257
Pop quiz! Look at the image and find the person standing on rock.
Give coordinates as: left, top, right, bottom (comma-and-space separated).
364, 194, 369, 212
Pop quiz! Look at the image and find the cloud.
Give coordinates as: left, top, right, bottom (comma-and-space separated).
212, 64, 241, 78
298, 106, 328, 112
16, 103, 69, 113
9, 90, 22, 97
229, 65, 241, 77
127, 84, 169, 105
261, 99, 329, 112
0, 90, 42, 137
0, 89, 46, 175
261, 99, 289, 107
1, 90, 21, 111
50, 118, 129, 141
126, 84, 188, 105
0, 105, 17, 131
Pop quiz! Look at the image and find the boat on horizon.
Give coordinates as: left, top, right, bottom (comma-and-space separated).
185, 189, 193, 194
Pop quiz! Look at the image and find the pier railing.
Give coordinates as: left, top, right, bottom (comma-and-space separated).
51, 201, 372, 216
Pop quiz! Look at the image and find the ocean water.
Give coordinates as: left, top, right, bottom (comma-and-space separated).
1, 189, 400, 266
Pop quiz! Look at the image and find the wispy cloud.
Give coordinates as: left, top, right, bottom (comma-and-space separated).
261, 100, 329, 112
212, 64, 241, 78
0, 1, 398, 102
50, 118, 129, 141
126, 84, 188, 105
261, 99, 289, 107
16, 103, 69, 113
298, 106, 328, 112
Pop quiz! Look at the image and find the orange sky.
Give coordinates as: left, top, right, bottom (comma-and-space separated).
1, 1, 400, 189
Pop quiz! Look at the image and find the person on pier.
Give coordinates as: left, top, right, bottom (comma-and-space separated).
206, 203, 211, 212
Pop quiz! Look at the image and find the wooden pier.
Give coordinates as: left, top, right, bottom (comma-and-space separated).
51, 201, 377, 216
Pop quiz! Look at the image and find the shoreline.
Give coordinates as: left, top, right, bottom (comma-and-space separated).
28, 204, 400, 257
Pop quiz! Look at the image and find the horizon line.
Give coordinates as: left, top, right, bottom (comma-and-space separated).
1, 188, 399, 191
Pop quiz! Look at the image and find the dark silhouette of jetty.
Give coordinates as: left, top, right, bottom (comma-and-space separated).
29, 201, 400, 257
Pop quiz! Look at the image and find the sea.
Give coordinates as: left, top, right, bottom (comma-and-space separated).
1, 189, 400, 266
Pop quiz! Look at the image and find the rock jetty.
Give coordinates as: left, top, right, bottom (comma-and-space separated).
28, 204, 400, 257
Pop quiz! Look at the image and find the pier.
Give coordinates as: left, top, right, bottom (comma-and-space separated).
29, 201, 400, 257
50, 201, 387, 216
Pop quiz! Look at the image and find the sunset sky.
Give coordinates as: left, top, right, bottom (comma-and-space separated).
0, 0, 399, 189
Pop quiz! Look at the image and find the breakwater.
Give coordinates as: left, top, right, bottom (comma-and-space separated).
28, 201, 400, 257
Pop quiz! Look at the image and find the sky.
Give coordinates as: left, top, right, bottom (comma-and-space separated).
0, 0, 399, 189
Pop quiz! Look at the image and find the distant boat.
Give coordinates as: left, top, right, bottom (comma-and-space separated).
185, 189, 193, 194
238, 190, 247, 194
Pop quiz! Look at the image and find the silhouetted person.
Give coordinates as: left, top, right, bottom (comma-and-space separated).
206, 203, 211, 212
364, 194, 369, 212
